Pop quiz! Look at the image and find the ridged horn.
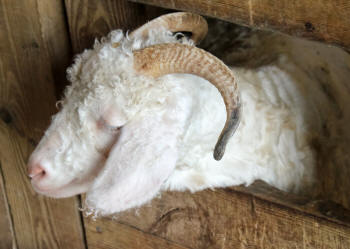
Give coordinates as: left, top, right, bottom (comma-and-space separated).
133, 43, 241, 160
129, 12, 208, 44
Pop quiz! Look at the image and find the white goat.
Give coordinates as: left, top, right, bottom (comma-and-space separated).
27, 12, 350, 216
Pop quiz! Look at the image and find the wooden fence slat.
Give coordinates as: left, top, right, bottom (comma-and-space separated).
111, 188, 350, 249
64, 0, 168, 53
36, 0, 73, 97
0, 0, 85, 248
0, 164, 15, 249
85, 217, 190, 249
130, 0, 350, 52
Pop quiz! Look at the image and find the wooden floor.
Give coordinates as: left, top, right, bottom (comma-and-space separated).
1, 0, 350, 248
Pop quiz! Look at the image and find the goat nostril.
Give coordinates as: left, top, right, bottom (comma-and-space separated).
28, 165, 46, 179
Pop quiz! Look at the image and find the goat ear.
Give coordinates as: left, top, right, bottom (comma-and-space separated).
86, 107, 187, 216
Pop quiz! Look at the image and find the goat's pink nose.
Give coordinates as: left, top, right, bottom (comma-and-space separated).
28, 164, 46, 179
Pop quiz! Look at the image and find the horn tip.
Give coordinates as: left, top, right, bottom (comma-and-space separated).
213, 145, 225, 161
213, 107, 241, 161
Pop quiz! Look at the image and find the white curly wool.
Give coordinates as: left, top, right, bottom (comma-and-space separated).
28, 26, 350, 216
165, 34, 350, 202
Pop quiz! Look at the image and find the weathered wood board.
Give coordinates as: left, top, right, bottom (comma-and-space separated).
83, 185, 350, 249
130, 0, 350, 52
65, 0, 168, 54
0, 166, 14, 249
81, 184, 350, 249
65, 0, 350, 248
0, 0, 85, 248
108, 188, 350, 249
84, 217, 190, 249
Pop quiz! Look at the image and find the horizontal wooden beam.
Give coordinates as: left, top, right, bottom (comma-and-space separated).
130, 0, 350, 51
85, 218, 190, 249
86, 187, 350, 249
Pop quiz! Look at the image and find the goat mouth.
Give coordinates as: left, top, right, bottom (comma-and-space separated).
31, 180, 66, 193
31, 175, 77, 195
31, 182, 83, 198
31, 175, 94, 198
30, 172, 46, 182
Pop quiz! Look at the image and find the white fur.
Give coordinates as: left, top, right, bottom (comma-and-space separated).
28, 26, 350, 216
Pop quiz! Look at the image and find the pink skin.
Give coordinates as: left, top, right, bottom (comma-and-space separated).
27, 147, 108, 198
27, 112, 120, 198
27, 157, 101, 198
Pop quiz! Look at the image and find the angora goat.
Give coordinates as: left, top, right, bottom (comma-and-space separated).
27, 12, 350, 216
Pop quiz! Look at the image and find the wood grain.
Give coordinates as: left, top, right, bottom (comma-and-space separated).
65, 0, 168, 53
130, 0, 350, 51
0, 164, 15, 249
107, 188, 350, 249
0, 0, 85, 248
85, 217, 190, 249
36, 0, 73, 97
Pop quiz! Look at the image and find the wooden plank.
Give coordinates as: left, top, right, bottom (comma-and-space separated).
65, 0, 168, 53
130, 0, 350, 51
234, 181, 350, 226
36, 0, 73, 97
85, 217, 190, 249
0, 0, 85, 248
102, 188, 350, 249
0, 164, 15, 249
82, 184, 350, 249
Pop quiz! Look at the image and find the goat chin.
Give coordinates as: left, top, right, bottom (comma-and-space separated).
28, 25, 350, 216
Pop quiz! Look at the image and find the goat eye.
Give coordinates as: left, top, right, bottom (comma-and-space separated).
98, 118, 121, 134
105, 124, 121, 133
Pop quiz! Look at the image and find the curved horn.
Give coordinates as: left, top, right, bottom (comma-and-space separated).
133, 43, 240, 160
130, 12, 208, 44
